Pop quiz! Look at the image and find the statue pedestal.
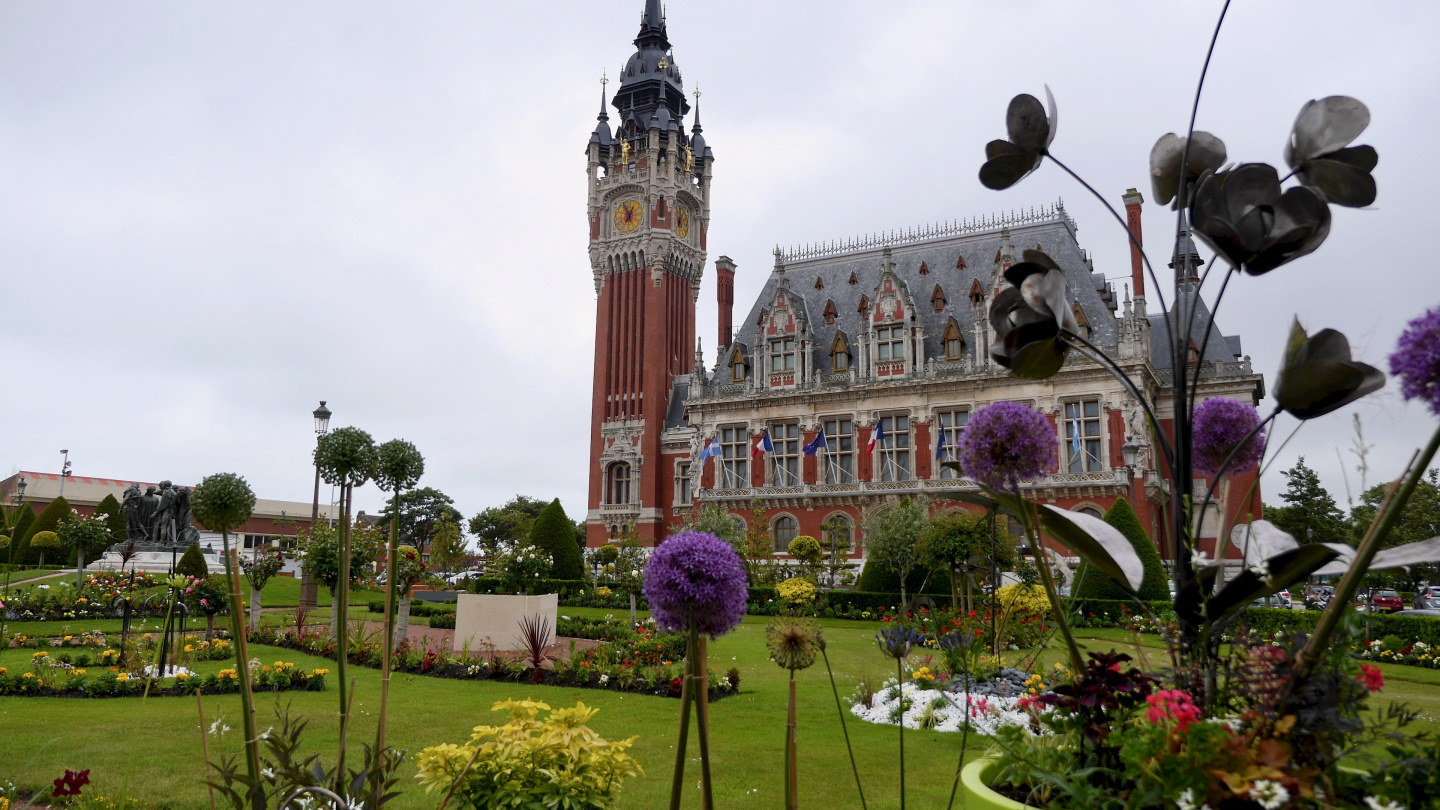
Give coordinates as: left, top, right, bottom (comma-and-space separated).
300, 574, 318, 609
454, 593, 557, 652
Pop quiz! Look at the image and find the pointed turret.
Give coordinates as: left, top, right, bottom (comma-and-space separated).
636, 0, 670, 51
689, 92, 708, 158
589, 79, 613, 149
1171, 230, 1203, 286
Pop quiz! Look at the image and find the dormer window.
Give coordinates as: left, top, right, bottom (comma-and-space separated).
770, 337, 796, 373
931, 284, 947, 313
830, 333, 849, 372
942, 319, 964, 361
1073, 303, 1091, 341
969, 279, 985, 307
730, 350, 747, 382
876, 325, 905, 361
822, 300, 837, 326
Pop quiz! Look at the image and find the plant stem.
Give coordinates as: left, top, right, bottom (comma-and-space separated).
221, 538, 262, 800
195, 688, 218, 810
786, 670, 797, 810
897, 656, 906, 810
376, 484, 401, 784
1298, 425, 1440, 674
694, 628, 715, 809
1024, 504, 1085, 673
820, 646, 868, 810
335, 483, 353, 787
669, 627, 695, 810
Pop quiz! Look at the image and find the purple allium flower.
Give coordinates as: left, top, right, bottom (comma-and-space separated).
958, 401, 1057, 491
642, 530, 748, 639
1192, 397, 1267, 476
1390, 305, 1440, 416
876, 626, 924, 659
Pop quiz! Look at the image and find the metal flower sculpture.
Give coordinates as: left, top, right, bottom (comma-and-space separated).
1149, 131, 1227, 208
1189, 162, 1331, 275
988, 249, 1078, 378
1284, 95, 1377, 208
979, 88, 1057, 190
314, 426, 379, 489
1273, 318, 1385, 420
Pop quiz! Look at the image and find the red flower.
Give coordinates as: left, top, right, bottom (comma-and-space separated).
53, 769, 91, 797
1358, 663, 1384, 692
968, 610, 977, 618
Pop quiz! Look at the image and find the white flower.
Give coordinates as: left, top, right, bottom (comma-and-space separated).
599, 674, 609, 685
1251, 780, 1289, 810
1364, 797, 1404, 810
1247, 562, 1269, 577
1177, 788, 1198, 810
261, 767, 275, 780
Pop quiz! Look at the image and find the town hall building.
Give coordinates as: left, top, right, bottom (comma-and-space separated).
583, 1, 1265, 569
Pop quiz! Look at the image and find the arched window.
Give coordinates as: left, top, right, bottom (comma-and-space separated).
1072, 303, 1091, 341
1076, 506, 1103, 520
607, 463, 631, 505
830, 332, 850, 372
772, 515, 798, 551
942, 319, 964, 361
730, 349, 747, 383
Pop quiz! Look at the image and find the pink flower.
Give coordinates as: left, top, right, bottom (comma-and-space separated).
1358, 664, 1384, 692
1146, 690, 1201, 731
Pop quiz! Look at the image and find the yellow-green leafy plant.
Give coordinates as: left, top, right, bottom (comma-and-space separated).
417, 699, 641, 809
777, 576, 817, 608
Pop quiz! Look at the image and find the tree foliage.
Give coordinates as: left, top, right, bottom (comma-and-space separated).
1073, 498, 1170, 601
1353, 468, 1440, 589
191, 473, 257, 536
176, 542, 209, 579
13, 496, 71, 565
57, 509, 114, 569
529, 499, 584, 580
428, 518, 469, 576
301, 521, 385, 591
92, 494, 127, 544
683, 503, 745, 553
468, 495, 549, 558
3, 504, 36, 562
379, 487, 464, 552
920, 511, 1016, 610
1264, 457, 1350, 547
860, 498, 930, 606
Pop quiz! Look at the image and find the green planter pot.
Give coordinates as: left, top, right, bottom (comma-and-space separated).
961, 758, 1028, 810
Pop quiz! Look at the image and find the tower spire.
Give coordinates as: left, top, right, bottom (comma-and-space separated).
636, 0, 670, 50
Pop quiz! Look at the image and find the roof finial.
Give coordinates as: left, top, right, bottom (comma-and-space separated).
598, 70, 609, 119
691, 85, 702, 130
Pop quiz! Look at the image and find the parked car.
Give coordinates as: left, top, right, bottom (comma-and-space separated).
1414, 586, 1440, 610
1369, 589, 1405, 614
446, 570, 484, 587
1395, 608, 1440, 617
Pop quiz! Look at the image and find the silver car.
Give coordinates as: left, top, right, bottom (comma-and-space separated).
1415, 586, 1440, 609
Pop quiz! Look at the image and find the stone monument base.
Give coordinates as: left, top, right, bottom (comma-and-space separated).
454, 593, 558, 652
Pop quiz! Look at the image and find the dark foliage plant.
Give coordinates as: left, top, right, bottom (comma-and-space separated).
175, 542, 209, 579
1072, 499, 1168, 602
13, 496, 70, 566
528, 499, 585, 581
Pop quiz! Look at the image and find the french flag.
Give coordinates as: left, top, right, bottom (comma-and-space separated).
867, 420, 885, 454
752, 431, 773, 460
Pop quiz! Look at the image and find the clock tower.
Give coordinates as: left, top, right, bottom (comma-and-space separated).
585, 0, 714, 546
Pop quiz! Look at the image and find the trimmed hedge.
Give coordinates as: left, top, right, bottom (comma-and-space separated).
1074, 498, 1169, 602
855, 560, 953, 596
368, 599, 455, 617
428, 612, 456, 629
13, 497, 70, 566
529, 499, 585, 581
463, 577, 592, 598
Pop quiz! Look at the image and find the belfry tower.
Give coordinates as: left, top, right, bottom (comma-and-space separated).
585, 0, 714, 545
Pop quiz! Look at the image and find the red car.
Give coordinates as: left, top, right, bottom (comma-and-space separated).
1369, 590, 1405, 613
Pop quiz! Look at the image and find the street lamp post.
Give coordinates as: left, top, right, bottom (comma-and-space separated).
59, 450, 71, 498
3, 476, 28, 596
301, 401, 332, 609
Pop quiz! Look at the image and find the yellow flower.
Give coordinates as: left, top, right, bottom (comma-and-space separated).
311, 668, 330, 676
219, 669, 238, 679
73, 669, 87, 677
63, 635, 73, 641
23, 672, 36, 679
117, 673, 129, 682
0, 667, 6, 676
32, 651, 49, 658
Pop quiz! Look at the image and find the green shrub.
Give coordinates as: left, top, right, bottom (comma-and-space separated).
4, 504, 36, 564
1073, 498, 1169, 601
855, 558, 952, 595
14, 496, 70, 565
93, 493, 127, 543
529, 499, 585, 581
429, 612, 457, 629
176, 543, 209, 579
29, 530, 60, 566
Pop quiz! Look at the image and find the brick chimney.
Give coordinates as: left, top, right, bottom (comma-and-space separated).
716, 256, 735, 349
1122, 189, 1145, 297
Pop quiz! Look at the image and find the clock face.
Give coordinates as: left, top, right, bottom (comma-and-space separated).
674, 206, 690, 239
613, 199, 643, 234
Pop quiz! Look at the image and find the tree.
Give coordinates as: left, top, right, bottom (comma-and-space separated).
29, 530, 59, 567
92, 494, 127, 547
861, 498, 929, 608
1073, 498, 1170, 602
176, 543, 209, 579
428, 518, 469, 577
787, 535, 824, 582
3, 503, 36, 564
529, 499, 585, 580
468, 495, 548, 559
391, 545, 429, 639
1265, 457, 1350, 547
1352, 468, 1440, 590
13, 496, 71, 566
57, 509, 114, 589
684, 503, 746, 553
920, 512, 1015, 612
742, 500, 777, 585
301, 520, 386, 636
377, 487, 463, 555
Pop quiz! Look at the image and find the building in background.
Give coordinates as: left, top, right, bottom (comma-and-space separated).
583, 2, 1264, 571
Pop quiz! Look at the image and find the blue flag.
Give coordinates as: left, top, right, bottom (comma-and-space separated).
935, 422, 948, 460
698, 436, 722, 462
803, 427, 828, 456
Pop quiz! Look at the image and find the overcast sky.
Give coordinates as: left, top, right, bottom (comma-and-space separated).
3, 1, 1438, 526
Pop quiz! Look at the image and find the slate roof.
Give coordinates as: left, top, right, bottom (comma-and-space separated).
1147, 287, 1245, 370
722, 209, 1119, 377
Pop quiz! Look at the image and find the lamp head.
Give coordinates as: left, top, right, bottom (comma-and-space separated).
313, 401, 332, 436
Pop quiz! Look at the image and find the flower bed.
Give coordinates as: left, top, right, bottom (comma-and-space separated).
851, 679, 1034, 734
0, 652, 327, 697
246, 622, 738, 701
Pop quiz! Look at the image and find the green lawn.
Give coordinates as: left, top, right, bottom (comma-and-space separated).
2, 618, 1436, 809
